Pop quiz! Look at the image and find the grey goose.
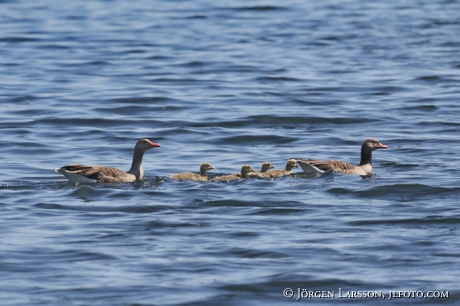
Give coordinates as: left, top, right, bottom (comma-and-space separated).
293, 138, 387, 176
55, 139, 161, 183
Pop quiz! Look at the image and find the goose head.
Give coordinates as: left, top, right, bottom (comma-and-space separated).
135, 138, 161, 152
362, 138, 387, 151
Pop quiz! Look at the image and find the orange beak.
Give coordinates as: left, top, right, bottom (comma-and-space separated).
149, 141, 161, 148
378, 143, 388, 149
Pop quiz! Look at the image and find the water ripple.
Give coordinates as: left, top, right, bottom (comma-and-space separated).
2, 0, 460, 305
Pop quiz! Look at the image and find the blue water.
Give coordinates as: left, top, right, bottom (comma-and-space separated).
1, 0, 460, 305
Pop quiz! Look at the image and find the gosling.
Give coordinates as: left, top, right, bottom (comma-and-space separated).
259, 159, 298, 178
212, 165, 256, 181
247, 162, 275, 177
170, 162, 215, 181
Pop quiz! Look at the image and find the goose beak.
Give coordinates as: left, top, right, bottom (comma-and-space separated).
149, 142, 161, 148
378, 143, 388, 149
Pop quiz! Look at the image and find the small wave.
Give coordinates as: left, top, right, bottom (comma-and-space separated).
255, 76, 301, 82
107, 96, 176, 104
52, 249, 117, 262
348, 217, 460, 226
230, 5, 287, 11
328, 184, 460, 199
395, 105, 438, 111
8, 95, 39, 103
415, 75, 443, 82
0, 36, 38, 42
200, 199, 254, 207
215, 134, 296, 145
145, 220, 210, 229
34, 202, 172, 214
245, 115, 377, 126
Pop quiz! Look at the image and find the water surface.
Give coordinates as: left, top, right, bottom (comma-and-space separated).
1, 0, 460, 305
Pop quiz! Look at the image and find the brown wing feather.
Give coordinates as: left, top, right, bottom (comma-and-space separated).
61, 164, 102, 180
62, 164, 134, 183
94, 167, 134, 183
302, 159, 356, 174
325, 161, 356, 174
61, 164, 93, 172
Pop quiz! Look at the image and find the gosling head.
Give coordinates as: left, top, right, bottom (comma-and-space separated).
241, 165, 256, 178
260, 162, 275, 173
286, 159, 298, 171
200, 162, 215, 175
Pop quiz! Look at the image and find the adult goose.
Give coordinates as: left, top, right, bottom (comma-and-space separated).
260, 159, 298, 178
170, 162, 214, 181
293, 138, 387, 176
212, 165, 256, 181
54, 139, 161, 183
247, 162, 275, 177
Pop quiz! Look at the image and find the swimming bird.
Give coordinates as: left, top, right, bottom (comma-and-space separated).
293, 138, 387, 176
247, 161, 275, 177
170, 162, 214, 181
260, 159, 298, 178
212, 165, 256, 181
54, 139, 161, 183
